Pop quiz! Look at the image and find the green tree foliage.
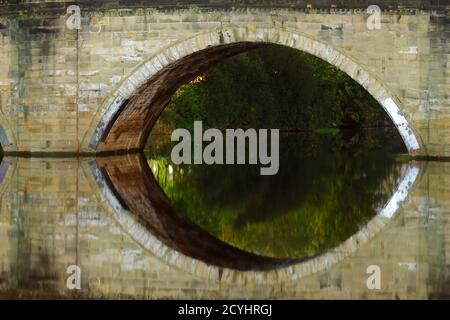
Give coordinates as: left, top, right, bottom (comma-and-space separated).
155, 45, 392, 133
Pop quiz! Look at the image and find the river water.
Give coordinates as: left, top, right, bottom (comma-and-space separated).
0, 129, 448, 299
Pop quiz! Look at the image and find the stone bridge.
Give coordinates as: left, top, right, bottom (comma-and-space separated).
0, 1, 448, 156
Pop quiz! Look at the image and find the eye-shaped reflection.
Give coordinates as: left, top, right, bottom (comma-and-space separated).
91, 133, 419, 272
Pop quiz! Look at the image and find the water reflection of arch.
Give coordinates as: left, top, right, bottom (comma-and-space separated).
91, 153, 420, 284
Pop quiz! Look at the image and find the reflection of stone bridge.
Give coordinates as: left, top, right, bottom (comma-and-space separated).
91, 154, 420, 281
0, 154, 449, 299
0, 1, 448, 156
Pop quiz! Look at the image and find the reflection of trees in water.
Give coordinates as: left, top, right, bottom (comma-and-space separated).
146, 130, 408, 259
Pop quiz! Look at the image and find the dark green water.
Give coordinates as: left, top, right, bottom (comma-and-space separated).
146, 128, 408, 260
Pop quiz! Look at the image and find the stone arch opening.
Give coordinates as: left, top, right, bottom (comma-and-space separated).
87, 28, 421, 155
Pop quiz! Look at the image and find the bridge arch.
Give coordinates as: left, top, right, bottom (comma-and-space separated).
86, 27, 421, 154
